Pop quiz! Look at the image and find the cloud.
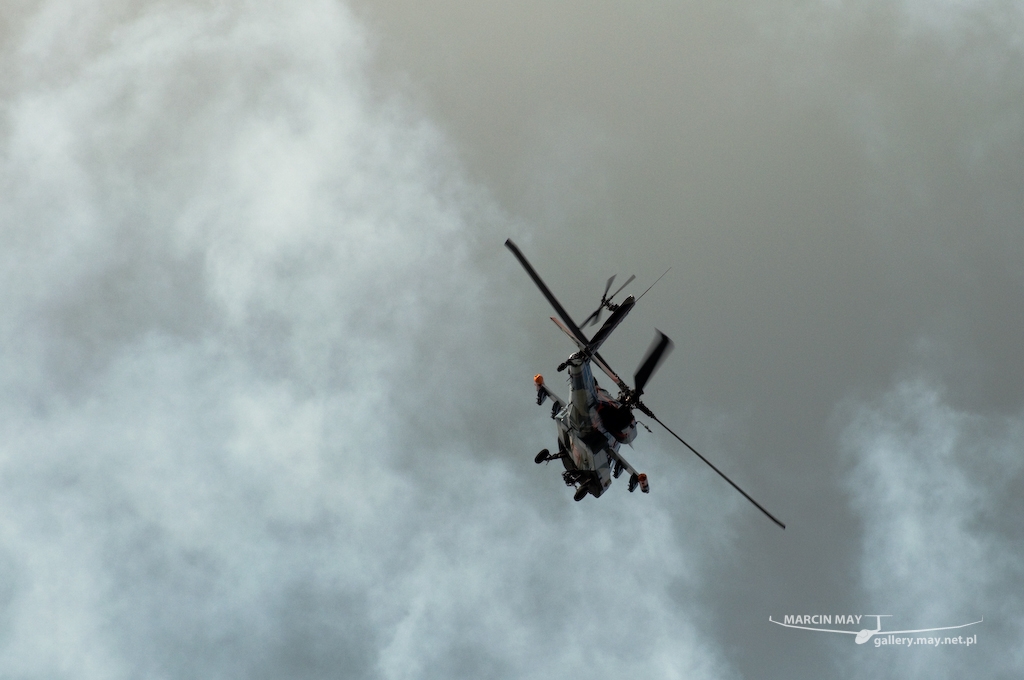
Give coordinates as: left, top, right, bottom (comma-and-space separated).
311, 1, 1024, 678
0, 2, 738, 678
840, 379, 1024, 677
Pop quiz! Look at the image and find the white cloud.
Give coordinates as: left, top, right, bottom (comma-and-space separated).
840, 380, 1024, 676
0, 2, 736, 678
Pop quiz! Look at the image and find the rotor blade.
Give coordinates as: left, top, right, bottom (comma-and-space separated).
633, 330, 674, 396
592, 351, 631, 394
609, 274, 635, 300
550, 317, 588, 353
505, 239, 590, 347
646, 411, 786, 529
582, 275, 619, 327
636, 267, 671, 302
580, 306, 603, 328
603, 275, 616, 299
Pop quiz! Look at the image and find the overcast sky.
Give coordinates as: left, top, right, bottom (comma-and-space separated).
1, 0, 1022, 678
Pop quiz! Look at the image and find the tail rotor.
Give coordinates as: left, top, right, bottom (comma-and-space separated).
582, 274, 635, 327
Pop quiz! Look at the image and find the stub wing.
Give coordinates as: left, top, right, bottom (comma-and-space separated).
534, 374, 566, 413
604, 446, 638, 478
603, 446, 648, 493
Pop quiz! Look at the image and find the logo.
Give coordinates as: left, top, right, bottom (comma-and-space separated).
769, 614, 983, 646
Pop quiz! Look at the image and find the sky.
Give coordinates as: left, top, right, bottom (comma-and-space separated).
0, 0, 1022, 678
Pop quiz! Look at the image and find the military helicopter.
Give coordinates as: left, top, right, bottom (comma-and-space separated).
506, 239, 785, 529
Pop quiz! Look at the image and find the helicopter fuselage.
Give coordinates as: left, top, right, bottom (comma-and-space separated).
555, 358, 637, 497
527, 286, 649, 499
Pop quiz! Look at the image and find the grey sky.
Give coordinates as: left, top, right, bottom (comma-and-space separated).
1, 0, 1022, 678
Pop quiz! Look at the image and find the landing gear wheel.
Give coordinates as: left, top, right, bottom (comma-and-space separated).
534, 449, 550, 464
573, 486, 589, 501
628, 473, 639, 493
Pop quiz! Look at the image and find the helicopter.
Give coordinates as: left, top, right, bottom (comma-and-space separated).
506, 239, 785, 529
